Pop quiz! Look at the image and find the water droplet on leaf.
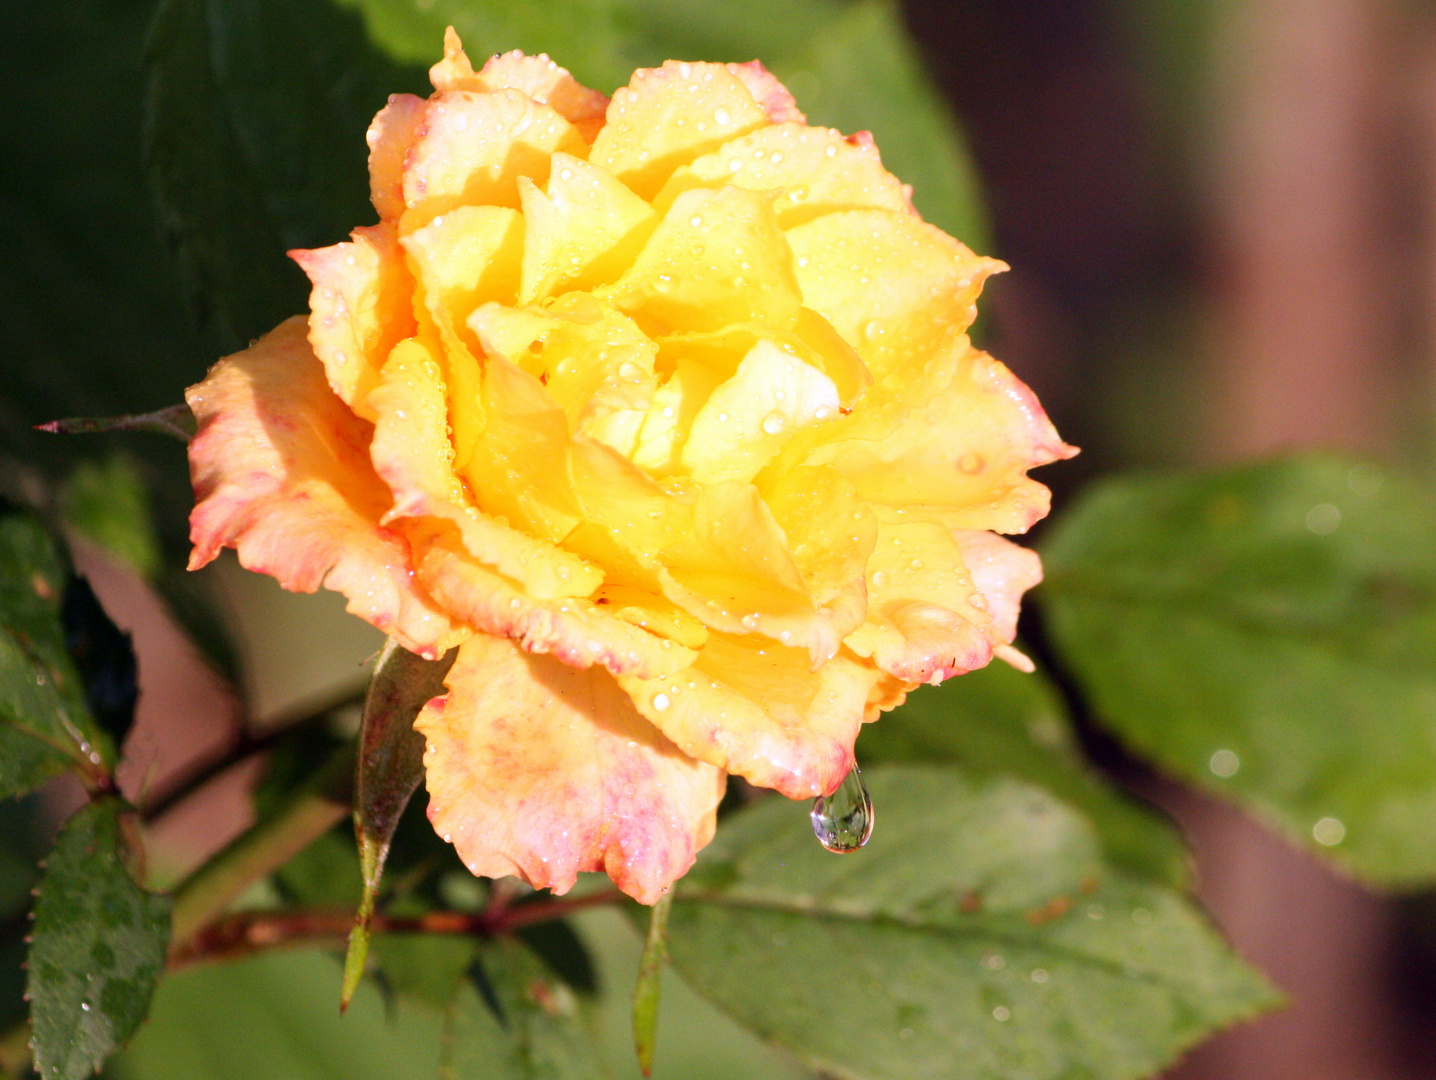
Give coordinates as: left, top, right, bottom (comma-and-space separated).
811, 766, 873, 853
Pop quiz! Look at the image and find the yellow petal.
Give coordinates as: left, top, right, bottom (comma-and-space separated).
843, 521, 993, 684
589, 61, 770, 199
758, 465, 876, 606
290, 222, 415, 421
411, 522, 694, 679
630, 358, 726, 475
657, 124, 910, 227
620, 635, 881, 798
186, 318, 458, 656
430, 29, 609, 139
465, 357, 584, 544
419, 633, 724, 903
366, 336, 600, 601
785, 208, 1005, 379
680, 338, 840, 484
366, 93, 427, 222
603, 186, 802, 335
400, 90, 585, 230
954, 530, 1042, 645
724, 61, 804, 123
518, 155, 657, 303
808, 344, 1076, 534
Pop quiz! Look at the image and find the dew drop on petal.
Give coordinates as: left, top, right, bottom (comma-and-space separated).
811, 766, 873, 853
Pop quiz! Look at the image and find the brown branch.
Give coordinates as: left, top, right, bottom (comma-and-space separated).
168, 890, 627, 970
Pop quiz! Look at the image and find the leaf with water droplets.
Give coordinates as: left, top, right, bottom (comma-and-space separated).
343, 638, 457, 1008
670, 765, 1275, 1080
28, 798, 171, 1080
860, 659, 1188, 886
1042, 455, 1436, 887
0, 513, 114, 796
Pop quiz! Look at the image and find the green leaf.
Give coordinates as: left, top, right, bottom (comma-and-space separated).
344, 639, 457, 1007
860, 661, 1189, 886
370, 933, 478, 1012
632, 891, 672, 1076
59, 453, 163, 579
0, 514, 112, 795
27, 799, 171, 1080
445, 939, 604, 1080
1040, 455, 1436, 888
670, 765, 1276, 1080
144, 0, 428, 352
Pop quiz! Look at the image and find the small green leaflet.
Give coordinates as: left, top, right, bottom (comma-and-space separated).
1041, 455, 1436, 887
343, 639, 457, 1008
27, 799, 171, 1080
0, 514, 113, 797
670, 765, 1275, 1080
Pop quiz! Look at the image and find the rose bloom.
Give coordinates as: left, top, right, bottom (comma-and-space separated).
186, 30, 1074, 903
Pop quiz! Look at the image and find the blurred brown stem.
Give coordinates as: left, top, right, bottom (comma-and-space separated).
168, 891, 625, 970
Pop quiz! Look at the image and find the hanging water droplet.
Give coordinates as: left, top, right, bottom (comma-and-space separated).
811, 766, 873, 853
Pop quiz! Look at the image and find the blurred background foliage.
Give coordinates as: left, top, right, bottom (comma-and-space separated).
7, 0, 1436, 1077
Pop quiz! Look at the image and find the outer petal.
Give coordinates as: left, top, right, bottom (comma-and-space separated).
401, 90, 585, 228
419, 634, 725, 904
290, 222, 415, 419
186, 317, 457, 656
843, 521, 994, 684
808, 345, 1076, 535
785, 208, 1004, 380
429, 29, 609, 138
954, 529, 1042, 644
366, 93, 426, 222
620, 635, 881, 798
589, 61, 770, 199
725, 61, 804, 124
657, 124, 911, 227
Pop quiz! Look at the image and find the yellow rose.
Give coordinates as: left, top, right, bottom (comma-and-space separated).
185, 29, 1075, 903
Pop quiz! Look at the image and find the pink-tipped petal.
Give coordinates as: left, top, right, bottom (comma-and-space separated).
418, 633, 726, 903
186, 317, 458, 656
726, 61, 805, 123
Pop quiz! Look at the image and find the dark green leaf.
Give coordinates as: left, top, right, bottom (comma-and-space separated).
27, 799, 171, 1080
670, 765, 1276, 1080
445, 939, 604, 1080
632, 891, 672, 1076
0, 514, 112, 795
370, 933, 477, 1012
344, 639, 457, 1006
515, 919, 599, 997
59, 453, 164, 579
861, 661, 1188, 886
144, 0, 427, 353
1041, 455, 1436, 887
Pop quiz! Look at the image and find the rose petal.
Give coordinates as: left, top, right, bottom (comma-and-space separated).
419, 633, 724, 903
657, 123, 911, 227
785, 208, 1005, 379
604, 186, 802, 335
590, 61, 770, 199
725, 61, 805, 124
367, 93, 427, 222
953, 529, 1042, 644
843, 521, 994, 684
620, 635, 881, 798
401, 89, 585, 229
411, 522, 695, 679
186, 317, 458, 656
758, 465, 877, 606
518, 154, 657, 303
290, 222, 415, 420
367, 336, 601, 600
808, 344, 1076, 535
429, 29, 610, 139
